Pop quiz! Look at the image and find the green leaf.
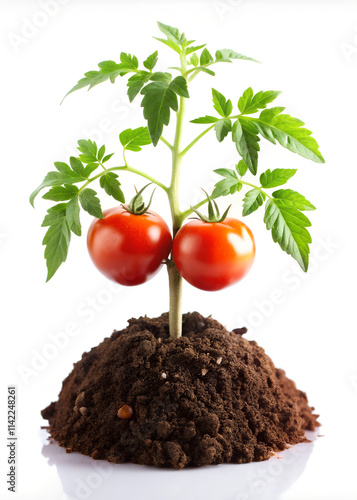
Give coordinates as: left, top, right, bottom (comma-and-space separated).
238, 88, 282, 115
236, 160, 248, 177
41, 203, 67, 227
212, 89, 233, 117
264, 198, 312, 271
100, 172, 125, 202
62, 60, 130, 102
143, 51, 159, 71
70, 157, 86, 177
246, 109, 325, 163
119, 126, 152, 151
191, 67, 215, 77
232, 119, 260, 175
215, 49, 259, 63
66, 196, 81, 236
200, 48, 214, 66
84, 163, 100, 177
272, 189, 316, 211
190, 53, 199, 67
119, 52, 139, 71
157, 22, 183, 45
30, 170, 86, 206
98, 145, 105, 161
54, 162, 72, 175
79, 188, 103, 218
243, 189, 266, 216
102, 153, 114, 163
212, 168, 240, 198
77, 139, 98, 163
127, 71, 151, 102
154, 38, 181, 55
42, 209, 71, 281
42, 185, 79, 202
215, 118, 232, 142
186, 44, 206, 55
141, 75, 189, 146
260, 168, 297, 188
190, 115, 219, 124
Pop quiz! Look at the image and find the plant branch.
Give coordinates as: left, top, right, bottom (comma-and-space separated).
160, 136, 173, 150
180, 124, 215, 157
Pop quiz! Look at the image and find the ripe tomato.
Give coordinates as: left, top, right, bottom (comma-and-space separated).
172, 218, 255, 291
87, 206, 172, 286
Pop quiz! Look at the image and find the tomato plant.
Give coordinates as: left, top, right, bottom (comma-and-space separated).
31, 22, 324, 339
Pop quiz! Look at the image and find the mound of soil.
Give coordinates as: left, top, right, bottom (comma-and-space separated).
42, 312, 319, 469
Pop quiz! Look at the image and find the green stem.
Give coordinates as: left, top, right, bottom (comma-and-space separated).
160, 136, 173, 150
166, 51, 188, 340
78, 165, 168, 194
240, 180, 272, 199
180, 124, 215, 157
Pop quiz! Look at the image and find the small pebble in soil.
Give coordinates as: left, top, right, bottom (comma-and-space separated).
79, 407, 89, 416
161, 372, 167, 379
201, 368, 208, 376
216, 357, 223, 365
117, 404, 133, 419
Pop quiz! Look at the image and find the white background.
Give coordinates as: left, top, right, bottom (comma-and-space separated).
1, 1, 357, 499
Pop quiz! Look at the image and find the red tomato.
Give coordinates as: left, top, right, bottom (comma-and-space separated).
87, 207, 172, 286
172, 218, 255, 291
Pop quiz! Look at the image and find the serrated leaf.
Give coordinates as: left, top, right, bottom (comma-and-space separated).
236, 160, 248, 177
232, 119, 260, 175
214, 168, 238, 179
127, 71, 151, 102
84, 163, 99, 177
79, 188, 103, 218
119, 52, 139, 71
70, 157, 86, 177
77, 139, 98, 163
41, 204, 68, 227
157, 22, 183, 45
119, 127, 152, 151
186, 44, 206, 55
260, 168, 297, 188
30, 170, 86, 207
100, 172, 125, 202
272, 189, 316, 211
239, 88, 282, 115
143, 51, 159, 71
192, 66, 215, 77
212, 168, 239, 198
200, 48, 214, 66
215, 118, 232, 142
54, 162, 72, 175
264, 198, 312, 271
154, 37, 181, 55
190, 115, 219, 124
42, 211, 71, 281
98, 145, 105, 161
141, 76, 189, 146
66, 196, 81, 236
243, 189, 266, 216
42, 185, 79, 202
62, 60, 130, 102
246, 109, 325, 163
215, 49, 259, 63
212, 89, 232, 118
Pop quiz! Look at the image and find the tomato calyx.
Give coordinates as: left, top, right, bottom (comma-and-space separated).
123, 183, 156, 215
191, 190, 231, 223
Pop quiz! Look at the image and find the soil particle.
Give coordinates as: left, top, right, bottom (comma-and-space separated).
42, 312, 319, 469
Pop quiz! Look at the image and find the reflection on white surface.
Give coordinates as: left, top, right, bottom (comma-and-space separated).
41, 430, 317, 500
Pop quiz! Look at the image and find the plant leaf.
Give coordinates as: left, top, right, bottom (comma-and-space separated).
119, 126, 152, 151
190, 115, 218, 124
212, 89, 232, 117
232, 119, 260, 174
236, 160, 248, 177
264, 198, 312, 271
260, 168, 297, 188
239, 88, 282, 114
66, 196, 81, 236
186, 44, 206, 55
243, 189, 266, 216
246, 108, 325, 163
215, 118, 232, 142
30, 170, 86, 207
272, 189, 316, 211
127, 71, 151, 102
141, 75, 189, 146
100, 172, 125, 202
42, 209, 71, 281
42, 185, 79, 202
79, 188, 103, 218
200, 48, 214, 66
215, 49, 259, 63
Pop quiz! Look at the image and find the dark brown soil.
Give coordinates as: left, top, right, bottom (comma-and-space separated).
42, 312, 319, 469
